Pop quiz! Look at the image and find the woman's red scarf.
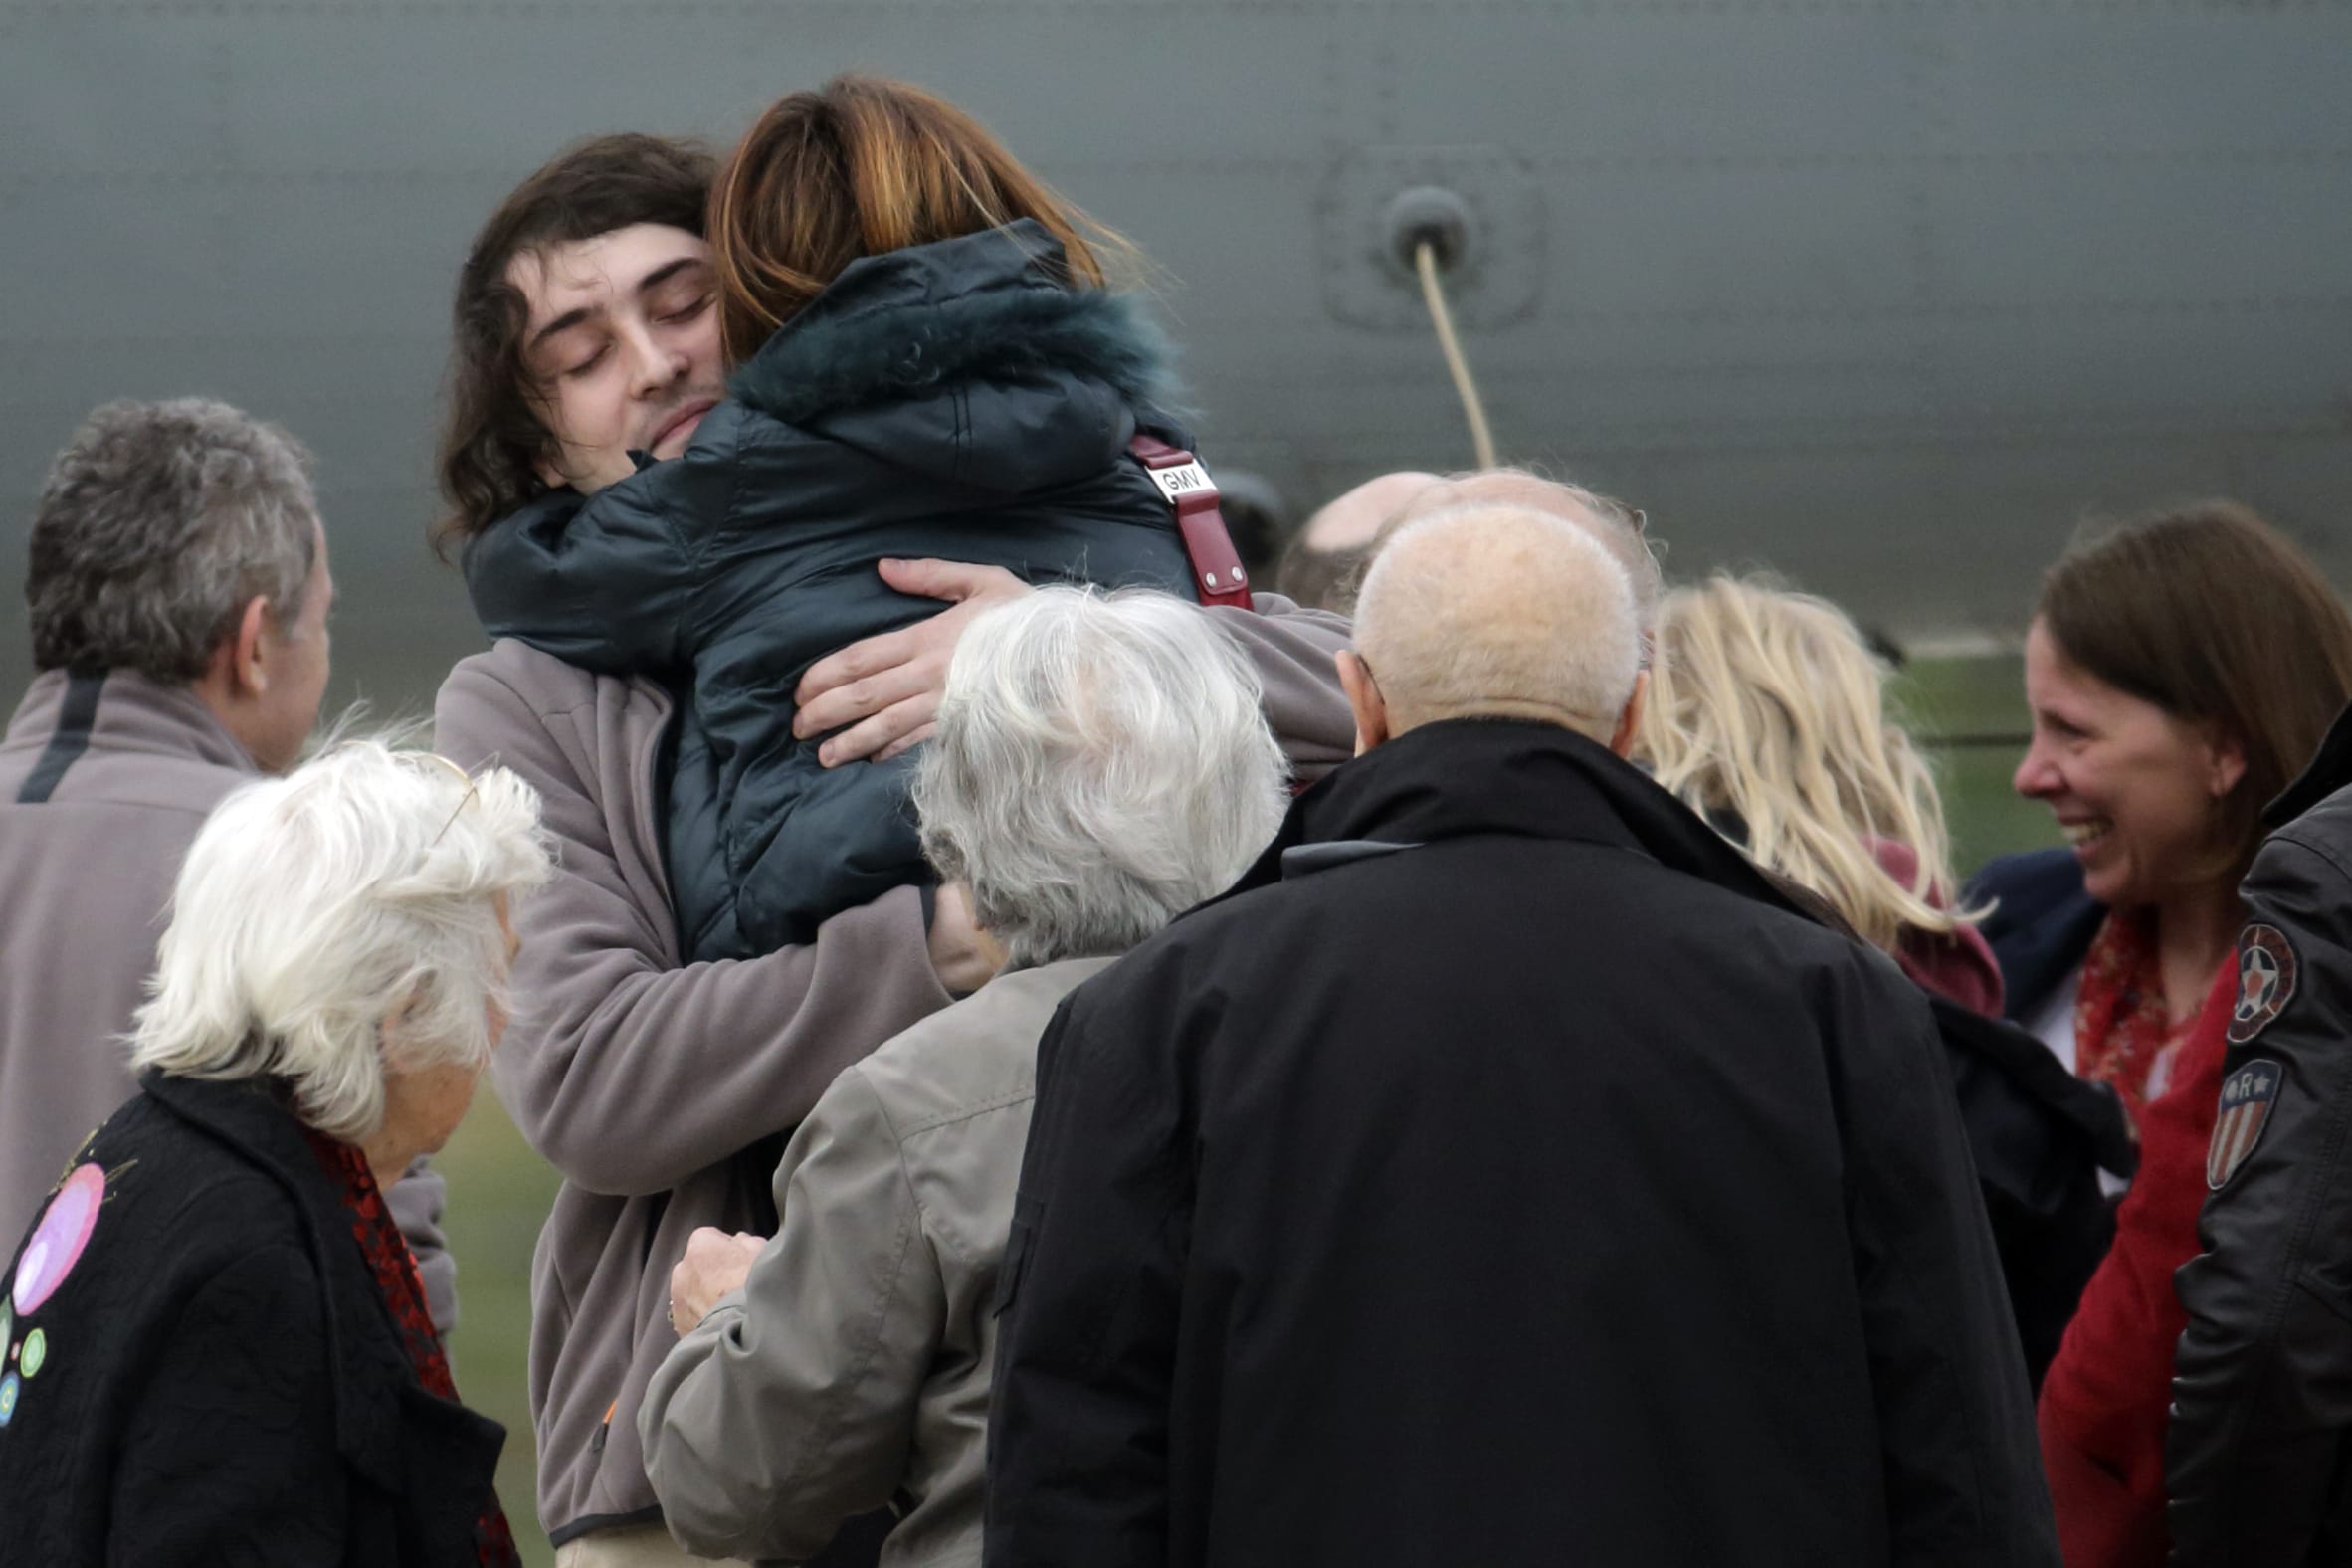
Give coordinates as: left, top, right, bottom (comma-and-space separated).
2072, 908, 2202, 1128
305, 1130, 520, 1568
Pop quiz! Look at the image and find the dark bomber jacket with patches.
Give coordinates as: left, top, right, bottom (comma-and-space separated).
2169, 701, 2352, 1564
465, 220, 1201, 959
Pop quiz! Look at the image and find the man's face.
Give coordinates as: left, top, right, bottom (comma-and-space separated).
509, 222, 726, 494
251, 519, 334, 774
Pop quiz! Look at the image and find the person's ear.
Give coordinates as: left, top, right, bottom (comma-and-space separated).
1609, 668, 1651, 759
225, 595, 273, 698
2207, 724, 2249, 800
1336, 650, 1389, 757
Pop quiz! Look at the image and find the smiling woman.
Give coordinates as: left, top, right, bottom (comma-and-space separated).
1983, 502, 2352, 1116
1969, 501, 2352, 1568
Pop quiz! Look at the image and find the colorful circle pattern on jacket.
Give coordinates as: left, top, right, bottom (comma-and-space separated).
12, 1162, 103, 1317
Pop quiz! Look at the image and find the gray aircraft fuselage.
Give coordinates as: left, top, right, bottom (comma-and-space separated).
4, 1, 2348, 709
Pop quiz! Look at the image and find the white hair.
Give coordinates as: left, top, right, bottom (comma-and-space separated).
913, 587, 1289, 968
1355, 502, 1641, 738
1409, 468, 1663, 645
130, 739, 553, 1143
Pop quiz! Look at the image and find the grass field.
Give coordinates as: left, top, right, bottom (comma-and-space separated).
434, 653, 2059, 1566
436, 1095, 564, 1565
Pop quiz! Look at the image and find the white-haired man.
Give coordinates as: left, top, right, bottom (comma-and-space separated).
987, 504, 2058, 1568
1275, 469, 1439, 612
636, 587, 1288, 1566
1398, 467, 1664, 642
0, 399, 455, 1326
1278, 467, 1662, 634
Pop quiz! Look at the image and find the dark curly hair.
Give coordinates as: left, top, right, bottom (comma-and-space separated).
432, 133, 713, 558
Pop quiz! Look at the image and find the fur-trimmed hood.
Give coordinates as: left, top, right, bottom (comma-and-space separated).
732, 219, 1184, 433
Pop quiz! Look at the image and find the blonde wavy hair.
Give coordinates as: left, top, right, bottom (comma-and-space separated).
1635, 574, 1974, 952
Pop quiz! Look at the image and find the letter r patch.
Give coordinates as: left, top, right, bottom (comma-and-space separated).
2209, 1059, 2284, 1190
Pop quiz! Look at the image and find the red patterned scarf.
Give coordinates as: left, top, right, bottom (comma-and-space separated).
305, 1130, 520, 1568
2072, 909, 2201, 1130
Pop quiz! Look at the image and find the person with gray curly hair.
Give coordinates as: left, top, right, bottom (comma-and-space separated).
0, 399, 460, 1331
0, 740, 550, 1566
636, 587, 1286, 1567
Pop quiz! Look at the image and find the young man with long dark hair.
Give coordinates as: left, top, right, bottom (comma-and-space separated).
431, 91, 1353, 1565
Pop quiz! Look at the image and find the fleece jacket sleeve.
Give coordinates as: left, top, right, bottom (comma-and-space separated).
1214, 593, 1354, 785
434, 651, 953, 1197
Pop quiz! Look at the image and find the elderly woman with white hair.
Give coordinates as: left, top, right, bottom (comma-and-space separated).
0, 740, 549, 1567
637, 586, 1289, 1567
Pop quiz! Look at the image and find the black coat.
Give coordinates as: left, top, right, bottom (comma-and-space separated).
0, 1072, 507, 1566
466, 220, 1201, 959
1931, 993, 2133, 1388
2170, 702, 2352, 1565
985, 719, 2058, 1568
1717, 827, 2127, 1389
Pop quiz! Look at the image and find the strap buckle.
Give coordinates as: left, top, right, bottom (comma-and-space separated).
1128, 435, 1252, 607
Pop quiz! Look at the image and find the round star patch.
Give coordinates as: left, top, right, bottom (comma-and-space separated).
0, 1372, 19, 1427
2229, 924, 2300, 1045
21, 1329, 47, 1379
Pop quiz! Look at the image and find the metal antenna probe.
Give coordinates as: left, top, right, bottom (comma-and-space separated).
1385, 186, 1495, 470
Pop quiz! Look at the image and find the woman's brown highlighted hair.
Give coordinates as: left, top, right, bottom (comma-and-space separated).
710, 75, 1126, 364
2039, 499, 2352, 877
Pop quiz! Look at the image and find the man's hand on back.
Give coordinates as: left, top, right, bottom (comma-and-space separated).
794, 559, 1031, 765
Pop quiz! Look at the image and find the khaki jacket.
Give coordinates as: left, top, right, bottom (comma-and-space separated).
641, 958, 1114, 1567
433, 595, 1349, 1544
0, 670, 452, 1322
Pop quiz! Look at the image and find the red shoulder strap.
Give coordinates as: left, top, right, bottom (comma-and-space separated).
1128, 434, 1254, 610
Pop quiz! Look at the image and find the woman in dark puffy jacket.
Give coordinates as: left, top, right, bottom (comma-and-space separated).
465, 76, 1241, 961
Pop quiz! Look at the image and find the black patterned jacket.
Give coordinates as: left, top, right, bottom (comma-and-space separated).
0, 1071, 506, 1566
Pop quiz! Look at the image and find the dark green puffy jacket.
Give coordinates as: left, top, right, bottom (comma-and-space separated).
464, 221, 1202, 959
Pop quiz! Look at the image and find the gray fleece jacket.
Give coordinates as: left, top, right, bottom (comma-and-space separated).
433, 596, 1350, 1546
0, 669, 455, 1326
